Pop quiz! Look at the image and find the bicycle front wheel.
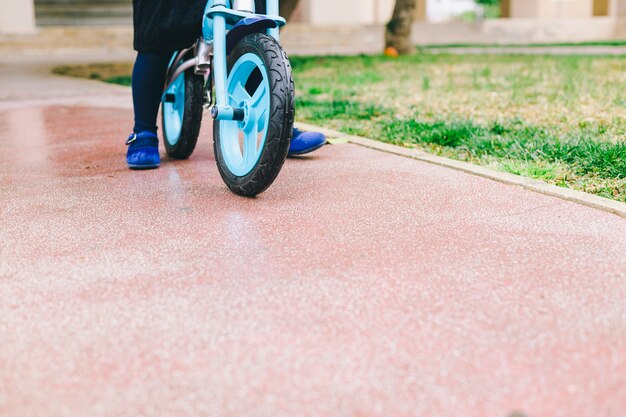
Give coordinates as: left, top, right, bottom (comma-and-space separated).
213, 33, 295, 197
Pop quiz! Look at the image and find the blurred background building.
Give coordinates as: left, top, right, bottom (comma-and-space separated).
0, 0, 625, 55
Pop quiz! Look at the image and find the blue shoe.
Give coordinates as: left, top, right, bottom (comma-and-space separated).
126, 131, 160, 170
288, 127, 326, 156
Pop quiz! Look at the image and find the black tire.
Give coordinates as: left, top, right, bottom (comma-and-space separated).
214, 33, 295, 197
161, 56, 204, 160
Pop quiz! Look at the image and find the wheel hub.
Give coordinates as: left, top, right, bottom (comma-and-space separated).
238, 101, 254, 130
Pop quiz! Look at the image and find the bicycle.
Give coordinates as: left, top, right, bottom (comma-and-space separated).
161, 0, 294, 197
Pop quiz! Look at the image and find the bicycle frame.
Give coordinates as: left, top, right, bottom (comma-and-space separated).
163, 0, 285, 121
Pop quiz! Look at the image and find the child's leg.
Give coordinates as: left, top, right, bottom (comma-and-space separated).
252, 0, 326, 156
132, 51, 172, 133
254, 0, 266, 14
126, 51, 171, 169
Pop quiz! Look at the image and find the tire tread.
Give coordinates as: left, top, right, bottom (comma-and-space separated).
214, 33, 295, 197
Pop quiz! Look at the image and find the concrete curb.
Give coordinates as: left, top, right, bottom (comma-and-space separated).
297, 122, 626, 219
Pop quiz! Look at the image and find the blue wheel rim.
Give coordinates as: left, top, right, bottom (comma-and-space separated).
219, 53, 270, 177
163, 55, 186, 147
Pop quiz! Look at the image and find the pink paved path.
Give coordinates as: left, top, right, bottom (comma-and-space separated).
2, 99, 626, 415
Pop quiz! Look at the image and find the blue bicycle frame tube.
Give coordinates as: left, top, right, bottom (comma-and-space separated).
266, 0, 279, 40
208, 0, 283, 120
213, 13, 232, 119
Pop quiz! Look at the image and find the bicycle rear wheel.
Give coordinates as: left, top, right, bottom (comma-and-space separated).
161, 52, 204, 160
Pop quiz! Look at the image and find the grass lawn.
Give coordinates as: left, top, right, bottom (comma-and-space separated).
420, 40, 626, 49
54, 52, 626, 202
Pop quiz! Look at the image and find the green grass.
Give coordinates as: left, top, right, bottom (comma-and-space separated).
53, 63, 133, 86
290, 53, 626, 201
53, 52, 626, 201
420, 40, 626, 49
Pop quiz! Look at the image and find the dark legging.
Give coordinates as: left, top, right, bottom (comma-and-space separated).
132, 0, 268, 134
255, 0, 266, 13
132, 51, 172, 133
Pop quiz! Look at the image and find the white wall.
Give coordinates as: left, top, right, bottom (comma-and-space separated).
302, 0, 395, 26
537, 0, 594, 18
300, 0, 626, 26
0, 0, 37, 34
426, 0, 480, 22
413, 16, 621, 44
374, 0, 396, 24
302, 0, 482, 26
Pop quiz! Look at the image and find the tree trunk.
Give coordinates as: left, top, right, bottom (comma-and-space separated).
385, 0, 418, 55
279, 0, 300, 21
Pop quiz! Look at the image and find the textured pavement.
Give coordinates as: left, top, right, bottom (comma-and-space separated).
1, 63, 626, 417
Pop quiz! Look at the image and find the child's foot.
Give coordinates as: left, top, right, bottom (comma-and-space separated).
288, 127, 326, 156
126, 132, 160, 170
